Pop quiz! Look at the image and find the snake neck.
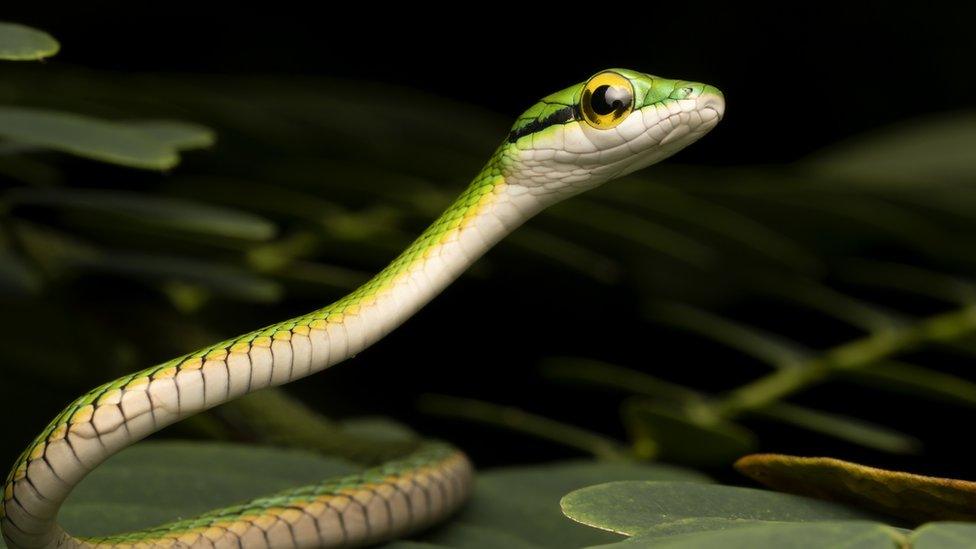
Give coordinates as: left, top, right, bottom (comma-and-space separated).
1, 151, 541, 548
320, 155, 536, 342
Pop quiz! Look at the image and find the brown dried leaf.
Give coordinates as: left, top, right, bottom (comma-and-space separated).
735, 453, 976, 525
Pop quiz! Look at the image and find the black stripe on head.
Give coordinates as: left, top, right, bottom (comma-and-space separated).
507, 104, 580, 143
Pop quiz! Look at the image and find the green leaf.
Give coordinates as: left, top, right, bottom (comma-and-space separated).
455, 462, 711, 548
339, 416, 420, 444
590, 521, 901, 548
126, 120, 216, 150
6, 188, 276, 241
805, 112, 976, 185
0, 441, 708, 549
414, 523, 545, 549
841, 361, 976, 408
646, 302, 809, 368
560, 481, 887, 538
755, 402, 921, 454
0, 107, 213, 169
598, 178, 819, 272
622, 399, 756, 465
735, 454, 976, 524
545, 200, 717, 267
79, 253, 283, 303
911, 522, 976, 548
0, 250, 40, 296
57, 441, 360, 539
0, 22, 59, 61
541, 357, 701, 403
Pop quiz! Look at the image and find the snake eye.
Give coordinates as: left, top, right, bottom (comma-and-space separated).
580, 71, 634, 130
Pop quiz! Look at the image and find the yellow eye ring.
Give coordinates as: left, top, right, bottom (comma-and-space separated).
580, 71, 634, 130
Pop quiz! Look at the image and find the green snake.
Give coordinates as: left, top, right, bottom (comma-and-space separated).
1, 69, 724, 548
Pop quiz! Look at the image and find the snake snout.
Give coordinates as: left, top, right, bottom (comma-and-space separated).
698, 85, 725, 121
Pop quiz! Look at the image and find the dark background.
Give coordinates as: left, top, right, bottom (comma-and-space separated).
3, 2, 976, 483
8, 3, 975, 165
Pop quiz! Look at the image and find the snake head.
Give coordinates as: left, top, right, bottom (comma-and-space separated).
503, 68, 724, 198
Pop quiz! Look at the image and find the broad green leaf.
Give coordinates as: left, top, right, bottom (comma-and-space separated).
560, 481, 886, 538
622, 399, 756, 465
6, 188, 276, 241
417, 523, 545, 549
457, 462, 711, 548
735, 454, 976, 523
911, 522, 976, 548
590, 521, 901, 548
57, 441, 360, 538
0, 107, 212, 169
0, 22, 59, 61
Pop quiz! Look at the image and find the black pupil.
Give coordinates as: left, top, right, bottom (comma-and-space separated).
590, 84, 628, 116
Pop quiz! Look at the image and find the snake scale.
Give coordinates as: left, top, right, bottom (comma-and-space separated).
1, 68, 724, 548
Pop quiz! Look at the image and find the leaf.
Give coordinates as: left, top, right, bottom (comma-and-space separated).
598, 178, 819, 272
6, 188, 276, 241
841, 361, 976, 408
646, 302, 809, 368
456, 462, 711, 548
590, 521, 902, 548
0, 440, 709, 549
560, 481, 886, 538
54, 441, 360, 539
805, 112, 976, 185
735, 454, 976, 524
541, 357, 701, 403
0, 250, 40, 297
544, 200, 717, 267
755, 403, 921, 454
76, 253, 283, 303
339, 417, 420, 444
910, 522, 976, 548
622, 399, 756, 465
0, 22, 59, 61
0, 107, 212, 169
416, 523, 545, 549
126, 120, 216, 150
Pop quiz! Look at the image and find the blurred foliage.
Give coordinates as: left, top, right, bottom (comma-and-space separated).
560, 480, 976, 548
0, 437, 707, 549
3, 20, 976, 548
0, 22, 58, 61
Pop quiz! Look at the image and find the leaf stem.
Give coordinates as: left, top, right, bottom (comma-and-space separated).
714, 305, 976, 416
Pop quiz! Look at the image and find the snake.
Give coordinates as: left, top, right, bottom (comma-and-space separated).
1, 68, 724, 548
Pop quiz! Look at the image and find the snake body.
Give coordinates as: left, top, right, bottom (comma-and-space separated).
1, 69, 724, 548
